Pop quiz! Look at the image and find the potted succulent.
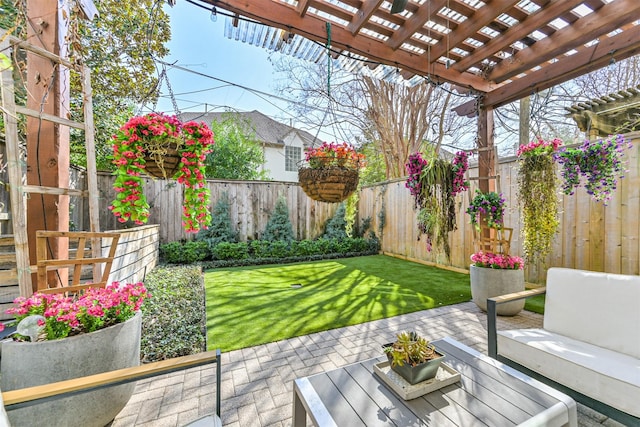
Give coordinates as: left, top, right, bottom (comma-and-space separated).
298, 142, 365, 203
0, 283, 149, 427
383, 331, 444, 385
469, 251, 525, 316
109, 113, 214, 232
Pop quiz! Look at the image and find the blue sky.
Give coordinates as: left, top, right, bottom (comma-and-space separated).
154, 1, 303, 130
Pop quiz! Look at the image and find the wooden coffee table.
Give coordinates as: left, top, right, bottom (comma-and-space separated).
293, 336, 577, 426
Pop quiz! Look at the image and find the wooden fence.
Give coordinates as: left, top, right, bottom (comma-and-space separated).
359, 131, 640, 283
95, 174, 339, 244
2, 132, 639, 284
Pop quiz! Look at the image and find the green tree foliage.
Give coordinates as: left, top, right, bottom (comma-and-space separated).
358, 141, 387, 185
262, 195, 294, 242
195, 192, 238, 250
0, 0, 172, 169
69, 0, 171, 169
205, 113, 269, 180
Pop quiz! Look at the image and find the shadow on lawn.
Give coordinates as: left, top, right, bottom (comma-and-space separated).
204, 255, 471, 351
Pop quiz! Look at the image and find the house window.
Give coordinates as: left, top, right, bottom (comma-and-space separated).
285, 146, 301, 172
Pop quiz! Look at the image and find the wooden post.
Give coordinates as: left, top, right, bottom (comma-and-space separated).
477, 106, 495, 194
26, 0, 70, 291
519, 96, 530, 147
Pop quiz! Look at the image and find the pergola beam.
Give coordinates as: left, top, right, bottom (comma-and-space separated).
453, 0, 585, 72
426, 0, 520, 64
209, 0, 493, 92
347, 0, 385, 35
387, 0, 447, 50
484, 22, 640, 108
488, 0, 640, 83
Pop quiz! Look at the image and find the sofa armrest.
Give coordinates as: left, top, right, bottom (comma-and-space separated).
2, 348, 222, 419
487, 287, 546, 359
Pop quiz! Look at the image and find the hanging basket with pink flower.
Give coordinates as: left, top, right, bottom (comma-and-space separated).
109, 113, 214, 232
298, 142, 366, 203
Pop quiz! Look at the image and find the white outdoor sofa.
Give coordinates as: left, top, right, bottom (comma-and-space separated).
487, 267, 640, 426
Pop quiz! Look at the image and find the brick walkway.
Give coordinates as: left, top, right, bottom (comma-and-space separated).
111, 302, 620, 427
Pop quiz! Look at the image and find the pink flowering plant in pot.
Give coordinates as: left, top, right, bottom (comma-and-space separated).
470, 251, 523, 270
1, 282, 149, 341
470, 251, 525, 315
109, 113, 215, 233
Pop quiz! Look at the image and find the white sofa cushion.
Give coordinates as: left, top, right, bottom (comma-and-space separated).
544, 267, 640, 359
497, 328, 640, 417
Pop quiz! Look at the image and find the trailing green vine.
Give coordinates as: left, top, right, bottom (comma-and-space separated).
405, 152, 468, 258
344, 191, 358, 238
516, 139, 561, 264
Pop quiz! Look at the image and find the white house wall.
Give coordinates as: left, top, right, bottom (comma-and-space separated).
265, 133, 307, 182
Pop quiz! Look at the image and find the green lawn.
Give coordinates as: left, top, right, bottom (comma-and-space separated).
204, 255, 546, 351
204, 255, 472, 351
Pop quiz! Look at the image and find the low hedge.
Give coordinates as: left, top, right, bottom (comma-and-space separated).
140, 265, 206, 362
160, 237, 380, 266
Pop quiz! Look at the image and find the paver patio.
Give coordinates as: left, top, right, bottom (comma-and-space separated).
111, 302, 622, 427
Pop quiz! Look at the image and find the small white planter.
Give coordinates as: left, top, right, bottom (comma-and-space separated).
1, 311, 141, 427
470, 265, 525, 316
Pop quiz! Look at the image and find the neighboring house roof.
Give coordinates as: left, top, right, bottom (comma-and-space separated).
180, 110, 319, 148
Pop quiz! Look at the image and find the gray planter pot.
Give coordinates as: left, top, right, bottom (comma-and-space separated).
470, 265, 525, 316
1, 311, 141, 427
383, 344, 445, 385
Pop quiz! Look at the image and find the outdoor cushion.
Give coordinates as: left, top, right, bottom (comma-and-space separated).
543, 267, 640, 359
497, 328, 640, 417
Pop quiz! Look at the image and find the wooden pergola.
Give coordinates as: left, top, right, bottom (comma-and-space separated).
203, 0, 640, 191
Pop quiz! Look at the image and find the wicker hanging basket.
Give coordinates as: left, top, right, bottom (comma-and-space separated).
142, 141, 183, 179
298, 167, 359, 203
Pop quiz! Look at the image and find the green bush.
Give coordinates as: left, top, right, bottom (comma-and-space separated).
262, 195, 295, 242
140, 266, 206, 362
249, 240, 271, 258
196, 192, 238, 251
159, 241, 184, 263
159, 241, 210, 264
161, 236, 380, 266
212, 242, 249, 260
323, 204, 348, 240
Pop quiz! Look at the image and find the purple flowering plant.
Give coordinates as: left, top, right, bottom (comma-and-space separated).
554, 134, 631, 204
3, 282, 149, 341
466, 190, 505, 230
471, 251, 523, 270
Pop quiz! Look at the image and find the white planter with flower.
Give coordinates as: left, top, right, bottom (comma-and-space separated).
0, 283, 149, 427
469, 251, 525, 316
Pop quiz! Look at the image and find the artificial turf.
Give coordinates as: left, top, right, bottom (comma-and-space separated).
204, 255, 472, 351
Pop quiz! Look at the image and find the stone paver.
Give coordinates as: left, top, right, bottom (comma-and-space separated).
112, 302, 614, 426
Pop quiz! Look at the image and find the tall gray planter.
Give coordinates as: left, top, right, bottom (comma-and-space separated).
1, 311, 141, 427
470, 265, 525, 316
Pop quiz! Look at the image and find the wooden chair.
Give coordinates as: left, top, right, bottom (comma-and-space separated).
34, 230, 121, 294
1, 349, 222, 427
472, 226, 513, 255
